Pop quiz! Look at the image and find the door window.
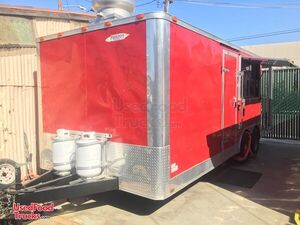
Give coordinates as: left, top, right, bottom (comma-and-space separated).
241, 59, 261, 100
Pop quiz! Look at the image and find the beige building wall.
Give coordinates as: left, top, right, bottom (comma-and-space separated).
243, 41, 300, 67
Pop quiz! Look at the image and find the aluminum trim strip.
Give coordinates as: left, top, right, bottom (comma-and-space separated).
221, 52, 225, 130
36, 12, 252, 56
36, 12, 168, 42
165, 143, 239, 199
146, 19, 170, 147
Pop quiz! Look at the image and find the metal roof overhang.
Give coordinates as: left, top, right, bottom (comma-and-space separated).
261, 58, 297, 68
0, 4, 95, 21
241, 56, 297, 68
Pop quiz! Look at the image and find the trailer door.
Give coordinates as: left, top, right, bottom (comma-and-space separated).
222, 50, 238, 151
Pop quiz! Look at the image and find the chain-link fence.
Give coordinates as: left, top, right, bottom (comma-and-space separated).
261, 67, 300, 140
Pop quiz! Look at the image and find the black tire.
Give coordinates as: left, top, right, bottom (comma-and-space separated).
0, 159, 21, 190
234, 131, 252, 162
251, 127, 260, 154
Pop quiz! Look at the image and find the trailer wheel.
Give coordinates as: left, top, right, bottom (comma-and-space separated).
251, 127, 260, 154
234, 131, 252, 162
0, 159, 20, 190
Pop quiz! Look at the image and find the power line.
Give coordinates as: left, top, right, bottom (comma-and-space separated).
136, 0, 156, 7
175, 0, 300, 9
64, 0, 71, 10
227, 28, 300, 42
71, 0, 300, 9
78, 0, 156, 7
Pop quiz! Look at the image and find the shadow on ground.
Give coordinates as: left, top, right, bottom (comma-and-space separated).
204, 140, 300, 223
28, 140, 300, 224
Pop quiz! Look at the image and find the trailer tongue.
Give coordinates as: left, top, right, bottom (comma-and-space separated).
9, 171, 118, 205
0, 171, 118, 220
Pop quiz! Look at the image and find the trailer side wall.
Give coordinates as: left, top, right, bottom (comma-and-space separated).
169, 22, 261, 178
170, 24, 224, 177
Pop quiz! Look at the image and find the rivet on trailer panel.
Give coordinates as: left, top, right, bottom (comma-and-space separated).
136, 14, 145, 20
172, 16, 178, 23
104, 21, 112, 27
57, 33, 63, 38
81, 26, 88, 32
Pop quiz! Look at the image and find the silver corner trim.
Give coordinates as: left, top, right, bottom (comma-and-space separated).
146, 19, 170, 147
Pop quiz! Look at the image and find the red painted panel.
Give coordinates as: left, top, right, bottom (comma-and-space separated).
84, 23, 147, 144
40, 35, 86, 132
40, 22, 147, 145
244, 103, 261, 121
170, 24, 225, 177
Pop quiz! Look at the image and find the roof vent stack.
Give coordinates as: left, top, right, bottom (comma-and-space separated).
92, 0, 135, 21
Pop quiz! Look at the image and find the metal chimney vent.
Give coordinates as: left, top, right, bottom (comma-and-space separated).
92, 0, 135, 20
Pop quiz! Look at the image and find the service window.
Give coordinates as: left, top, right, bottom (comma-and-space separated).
241, 59, 261, 100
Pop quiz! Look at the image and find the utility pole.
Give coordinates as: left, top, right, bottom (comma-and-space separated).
164, 0, 173, 13
58, 0, 63, 10
164, 0, 169, 13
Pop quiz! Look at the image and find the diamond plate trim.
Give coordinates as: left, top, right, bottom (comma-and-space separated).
105, 142, 238, 200
106, 142, 170, 200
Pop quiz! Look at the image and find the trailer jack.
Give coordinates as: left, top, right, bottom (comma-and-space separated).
0, 170, 118, 220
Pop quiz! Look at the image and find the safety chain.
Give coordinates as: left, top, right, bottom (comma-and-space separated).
0, 192, 15, 220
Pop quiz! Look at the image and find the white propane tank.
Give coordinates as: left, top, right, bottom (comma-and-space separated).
76, 132, 103, 179
52, 129, 76, 176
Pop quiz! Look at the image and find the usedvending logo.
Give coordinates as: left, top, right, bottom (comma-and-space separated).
105, 33, 130, 42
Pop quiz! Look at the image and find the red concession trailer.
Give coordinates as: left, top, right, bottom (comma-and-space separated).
36, 12, 261, 200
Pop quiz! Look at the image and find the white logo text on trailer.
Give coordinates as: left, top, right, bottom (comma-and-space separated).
105, 33, 130, 42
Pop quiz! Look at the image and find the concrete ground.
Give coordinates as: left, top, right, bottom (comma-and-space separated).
30, 139, 300, 225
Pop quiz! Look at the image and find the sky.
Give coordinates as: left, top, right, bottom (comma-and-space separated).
0, 0, 299, 46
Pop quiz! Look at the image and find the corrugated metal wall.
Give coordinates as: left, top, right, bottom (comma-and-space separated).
34, 18, 86, 37
261, 67, 300, 140
0, 47, 37, 176
0, 14, 88, 176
